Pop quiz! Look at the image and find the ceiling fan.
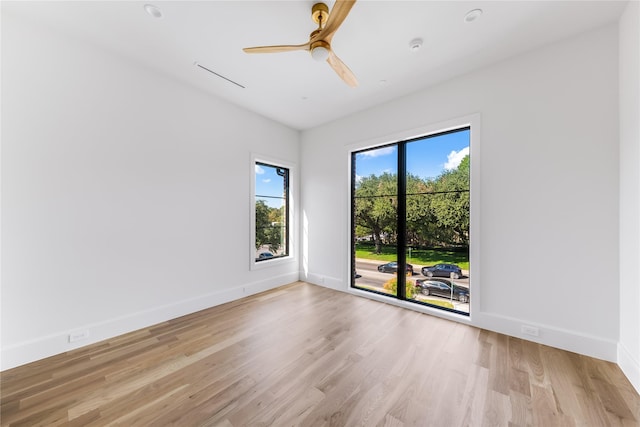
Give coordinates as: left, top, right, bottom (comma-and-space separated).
243, 1, 358, 87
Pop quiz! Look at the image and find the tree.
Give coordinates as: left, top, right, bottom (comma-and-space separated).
354, 173, 397, 253
353, 155, 470, 250
255, 200, 284, 252
431, 155, 470, 245
405, 174, 435, 246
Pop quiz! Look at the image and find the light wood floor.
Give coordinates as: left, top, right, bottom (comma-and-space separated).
1, 282, 639, 426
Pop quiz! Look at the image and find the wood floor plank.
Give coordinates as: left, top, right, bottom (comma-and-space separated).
457, 364, 490, 427
1, 281, 638, 426
481, 389, 511, 427
508, 390, 533, 427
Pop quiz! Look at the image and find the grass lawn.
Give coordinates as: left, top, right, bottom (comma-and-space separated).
355, 242, 469, 270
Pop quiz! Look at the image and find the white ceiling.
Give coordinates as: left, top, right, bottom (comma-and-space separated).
4, 1, 628, 130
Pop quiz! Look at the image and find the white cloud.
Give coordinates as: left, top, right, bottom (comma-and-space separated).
444, 146, 469, 170
360, 146, 395, 158
355, 174, 362, 183
255, 164, 265, 174
262, 178, 271, 183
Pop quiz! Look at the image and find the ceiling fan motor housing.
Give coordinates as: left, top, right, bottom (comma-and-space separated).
312, 3, 329, 27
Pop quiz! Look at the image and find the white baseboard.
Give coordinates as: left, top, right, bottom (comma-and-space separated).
314, 275, 637, 391
473, 311, 619, 363
304, 273, 620, 364
1, 273, 298, 371
8, 273, 633, 393
618, 342, 640, 394
304, 272, 343, 291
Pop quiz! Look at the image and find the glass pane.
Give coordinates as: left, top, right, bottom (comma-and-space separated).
405, 129, 470, 313
255, 164, 287, 198
255, 163, 288, 261
352, 145, 399, 296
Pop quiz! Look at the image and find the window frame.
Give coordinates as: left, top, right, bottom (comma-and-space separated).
250, 154, 296, 270
347, 114, 480, 321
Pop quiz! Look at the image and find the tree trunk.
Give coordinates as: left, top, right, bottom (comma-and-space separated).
374, 230, 382, 254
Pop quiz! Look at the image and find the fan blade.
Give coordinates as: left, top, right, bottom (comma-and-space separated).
317, 0, 356, 42
327, 50, 358, 87
243, 42, 310, 54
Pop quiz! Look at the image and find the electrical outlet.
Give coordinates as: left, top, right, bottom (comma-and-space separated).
521, 325, 539, 337
68, 330, 90, 343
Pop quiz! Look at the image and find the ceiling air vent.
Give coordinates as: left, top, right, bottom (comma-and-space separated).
194, 62, 245, 89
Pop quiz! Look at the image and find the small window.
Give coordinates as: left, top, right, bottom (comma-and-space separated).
254, 161, 289, 262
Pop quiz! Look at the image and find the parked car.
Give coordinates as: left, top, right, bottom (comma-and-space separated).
415, 278, 469, 303
421, 263, 463, 279
257, 252, 274, 260
377, 262, 414, 275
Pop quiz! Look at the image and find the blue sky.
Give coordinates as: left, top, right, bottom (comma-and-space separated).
255, 129, 470, 205
356, 129, 470, 182
255, 163, 286, 208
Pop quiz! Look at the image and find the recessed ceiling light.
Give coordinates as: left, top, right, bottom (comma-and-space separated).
144, 4, 163, 19
464, 9, 482, 23
409, 38, 423, 52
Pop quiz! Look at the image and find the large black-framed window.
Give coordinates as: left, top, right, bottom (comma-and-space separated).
255, 162, 289, 262
351, 127, 471, 315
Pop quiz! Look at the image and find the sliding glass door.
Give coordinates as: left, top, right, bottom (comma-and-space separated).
351, 127, 471, 314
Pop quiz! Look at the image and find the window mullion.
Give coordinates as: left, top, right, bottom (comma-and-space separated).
397, 142, 407, 300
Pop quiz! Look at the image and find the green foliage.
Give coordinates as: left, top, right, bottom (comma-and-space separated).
355, 282, 455, 309
354, 155, 470, 249
255, 200, 285, 252
382, 276, 418, 299
430, 156, 470, 245
355, 243, 469, 270
354, 173, 397, 253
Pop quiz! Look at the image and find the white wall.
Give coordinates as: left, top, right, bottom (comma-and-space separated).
1, 13, 299, 369
618, 0, 640, 393
301, 25, 621, 362
2, 6, 635, 395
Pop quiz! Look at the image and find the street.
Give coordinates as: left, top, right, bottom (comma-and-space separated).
354, 259, 470, 312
